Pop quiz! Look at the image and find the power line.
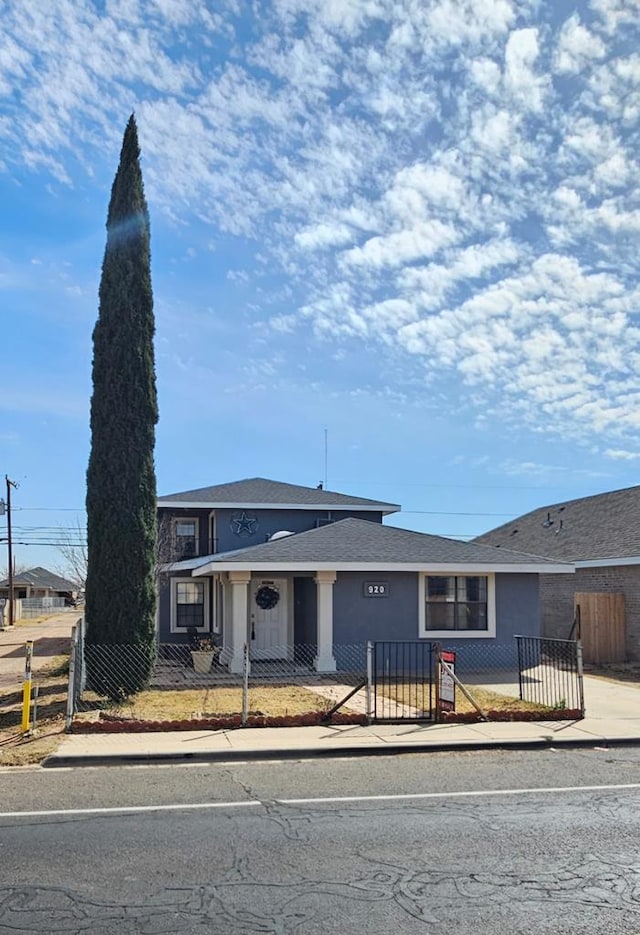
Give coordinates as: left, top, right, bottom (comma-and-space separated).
0, 541, 86, 547
12, 507, 85, 512
334, 480, 556, 490
402, 510, 514, 517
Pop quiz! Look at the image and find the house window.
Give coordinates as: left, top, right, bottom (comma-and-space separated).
171, 578, 209, 633
173, 519, 198, 559
420, 575, 495, 637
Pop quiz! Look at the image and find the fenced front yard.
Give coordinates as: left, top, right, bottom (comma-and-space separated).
66, 626, 585, 729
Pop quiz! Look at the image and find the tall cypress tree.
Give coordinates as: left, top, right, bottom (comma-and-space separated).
85, 115, 158, 695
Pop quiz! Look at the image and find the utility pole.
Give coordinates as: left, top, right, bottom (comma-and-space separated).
5, 476, 17, 628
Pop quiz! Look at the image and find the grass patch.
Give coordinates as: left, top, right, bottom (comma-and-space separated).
454, 686, 554, 714
0, 730, 65, 767
13, 614, 72, 627
76, 685, 334, 723
380, 682, 555, 715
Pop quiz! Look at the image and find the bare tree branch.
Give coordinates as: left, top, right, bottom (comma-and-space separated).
53, 518, 88, 591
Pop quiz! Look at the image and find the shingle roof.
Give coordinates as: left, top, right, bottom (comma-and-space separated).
192, 517, 567, 568
158, 477, 399, 513
0, 566, 76, 590
474, 485, 640, 561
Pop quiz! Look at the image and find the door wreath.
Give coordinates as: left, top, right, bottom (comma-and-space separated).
255, 584, 280, 610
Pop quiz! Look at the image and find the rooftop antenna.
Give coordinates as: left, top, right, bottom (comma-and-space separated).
324, 427, 328, 490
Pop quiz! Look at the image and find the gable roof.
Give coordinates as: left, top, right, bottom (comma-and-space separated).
474, 484, 640, 562
181, 517, 571, 575
0, 566, 76, 591
158, 477, 399, 514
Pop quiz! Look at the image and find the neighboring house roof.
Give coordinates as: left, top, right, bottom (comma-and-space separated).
175, 518, 572, 575
158, 477, 399, 515
0, 566, 76, 591
474, 484, 640, 564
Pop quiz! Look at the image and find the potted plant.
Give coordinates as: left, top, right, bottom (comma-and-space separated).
189, 634, 217, 674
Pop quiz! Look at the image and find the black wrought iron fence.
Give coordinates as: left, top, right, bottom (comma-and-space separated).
516, 635, 584, 714
371, 640, 434, 721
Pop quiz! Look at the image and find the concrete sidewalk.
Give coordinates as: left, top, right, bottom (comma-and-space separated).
44, 712, 640, 767
43, 668, 640, 767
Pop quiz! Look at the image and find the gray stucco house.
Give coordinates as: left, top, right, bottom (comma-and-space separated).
0, 566, 77, 602
475, 484, 640, 660
157, 478, 571, 672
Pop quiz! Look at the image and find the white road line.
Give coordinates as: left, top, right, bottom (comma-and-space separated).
1, 782, 640, 819
0, 801, 262, 819
279, 782, 640, 805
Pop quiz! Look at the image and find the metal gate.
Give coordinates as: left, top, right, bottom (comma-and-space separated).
516, 635, 584, 716
370, 641, 434, 721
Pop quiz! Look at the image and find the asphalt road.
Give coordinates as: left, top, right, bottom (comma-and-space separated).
1, 748, 640, 933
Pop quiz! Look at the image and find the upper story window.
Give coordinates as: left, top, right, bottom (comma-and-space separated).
420, 574, 495, 638
173, 518, 199, 559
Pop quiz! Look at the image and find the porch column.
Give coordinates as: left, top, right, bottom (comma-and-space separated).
228, 571, 251, 674
314, 571, 336, 672
218, 573, 231, 665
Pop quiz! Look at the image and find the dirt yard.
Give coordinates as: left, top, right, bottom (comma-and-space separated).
0, 613, 78, 765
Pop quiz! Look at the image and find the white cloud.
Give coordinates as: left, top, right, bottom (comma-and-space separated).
605, 448, 640, 461
342, 221, 460, 270
504, 27, 547, 112
1, 0, 639, 452
294, 222, 354, 250
554, 14, 606, 74
591, 0, 640, 34
500, 458, 611, 478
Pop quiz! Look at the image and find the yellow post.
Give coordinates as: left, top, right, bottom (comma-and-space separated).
21, 640, 33, 734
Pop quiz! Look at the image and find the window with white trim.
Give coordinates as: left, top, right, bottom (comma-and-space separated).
171, 578, 209, 633
420, 574, 495, 637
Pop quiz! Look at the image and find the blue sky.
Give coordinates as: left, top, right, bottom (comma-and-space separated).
1, 0, 639, 572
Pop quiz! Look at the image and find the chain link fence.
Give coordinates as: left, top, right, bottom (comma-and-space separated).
21, 597, 78, 619
65, 630, 583, 727
67, 637, 368, 725
2, 597, 79, 622
437, 639, 519, 673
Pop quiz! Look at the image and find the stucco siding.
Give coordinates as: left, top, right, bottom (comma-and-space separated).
332, 571, 540, 642
158, 506, 383, 558
333, 572, 418, 643
157, 567, 544, 664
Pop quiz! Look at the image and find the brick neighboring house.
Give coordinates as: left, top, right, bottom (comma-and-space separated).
474, 485, 640, 660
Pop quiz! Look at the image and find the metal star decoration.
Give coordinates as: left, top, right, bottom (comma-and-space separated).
231, 511, 258, 536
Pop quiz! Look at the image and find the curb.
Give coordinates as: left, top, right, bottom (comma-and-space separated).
41, 734, 640, 768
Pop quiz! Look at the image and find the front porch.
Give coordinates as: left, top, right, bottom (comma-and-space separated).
153, 641, 365, 689
200, 570, 339, 675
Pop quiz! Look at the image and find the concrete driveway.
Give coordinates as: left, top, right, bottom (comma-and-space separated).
0, 613, 79, 692
467, 668, 640, 720
581, 674, 640, 719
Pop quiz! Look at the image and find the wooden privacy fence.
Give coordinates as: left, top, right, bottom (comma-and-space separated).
574, 592, 626, 664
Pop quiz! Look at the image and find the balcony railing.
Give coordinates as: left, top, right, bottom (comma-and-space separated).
166, 538, 218, 562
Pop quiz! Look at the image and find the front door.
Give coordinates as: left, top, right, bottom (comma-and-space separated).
250, 578, 289, 660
